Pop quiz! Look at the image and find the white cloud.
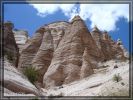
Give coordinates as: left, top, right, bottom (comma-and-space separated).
30, 4, 60, 17
30, 4, 77, 18
60, 4, 77, 16
30, 4, 129, 31
79, 4, 129, 31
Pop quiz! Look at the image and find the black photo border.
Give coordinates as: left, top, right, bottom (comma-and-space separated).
0, 0, 133, 100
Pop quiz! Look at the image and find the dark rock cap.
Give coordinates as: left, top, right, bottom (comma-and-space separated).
71, 15, 83, 23
4, 21, 14, 30
92, 25, 100, 32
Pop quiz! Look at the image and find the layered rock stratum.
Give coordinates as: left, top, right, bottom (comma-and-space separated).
18, 16, 127, 89
13, 29, 29, 53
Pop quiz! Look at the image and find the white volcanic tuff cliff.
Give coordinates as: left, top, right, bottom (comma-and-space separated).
91, 26, 126, 60
43, 16, 103, 88
44, 21, 70, 50
91, 25, 103, 49
18, 16, 127, 88
13, 30, 29, 53
18, 21, 70, 83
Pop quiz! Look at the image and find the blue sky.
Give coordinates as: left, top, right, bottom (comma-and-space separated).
4, 3, 129, 51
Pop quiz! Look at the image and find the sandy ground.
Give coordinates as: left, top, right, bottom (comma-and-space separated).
42, 60, 129, 96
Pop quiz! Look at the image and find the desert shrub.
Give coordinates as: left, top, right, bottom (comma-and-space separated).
121, 82, 125, 86
4, 51, 13, 62
112, 74, 122, 82
23, 66, 39, 84
7, 53, 13, 61
114, 65, 118, 69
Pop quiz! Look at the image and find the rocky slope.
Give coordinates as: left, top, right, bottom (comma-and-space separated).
3, 58, 42, 96
18, 16, 127, 89
44, 60, 129, 96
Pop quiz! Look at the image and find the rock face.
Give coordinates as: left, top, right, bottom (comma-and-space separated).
117, 39, 129, 58
18, 16, 127, 88
2, 22, 43, 97
13, 30, 29, 53
3, 22, 19, 67
2, 59, 41, 96
43, 16, 103, 88
18, 21, 69, 83
91, 26, 126, 60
